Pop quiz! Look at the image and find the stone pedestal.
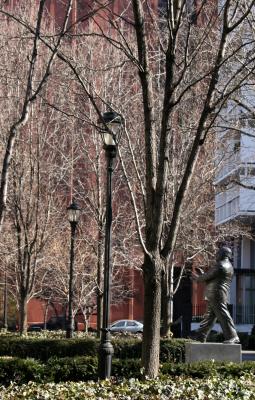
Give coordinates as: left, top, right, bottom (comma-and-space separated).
185, 342, 241, 363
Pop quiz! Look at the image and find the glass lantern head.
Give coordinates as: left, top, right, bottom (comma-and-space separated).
98, 111, 123, 147
67, 202, 81, 223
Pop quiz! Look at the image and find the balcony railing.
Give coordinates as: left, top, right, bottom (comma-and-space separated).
192, 303, 255, 325
192, 304, 207, 322
215, 153, 240, 183
233, 304, 255, 325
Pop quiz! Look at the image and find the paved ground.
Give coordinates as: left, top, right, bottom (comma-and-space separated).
242, 351, 255, 361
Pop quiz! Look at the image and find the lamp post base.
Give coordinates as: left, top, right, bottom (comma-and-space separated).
98, 331, 114, 379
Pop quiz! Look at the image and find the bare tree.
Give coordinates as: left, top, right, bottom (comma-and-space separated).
84, 0, 255, 377
3, 0, 255, 377
160, 140, 252, 336
0, 0, 73, 232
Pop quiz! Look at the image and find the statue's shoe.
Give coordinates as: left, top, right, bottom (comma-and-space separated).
223, 337, 240, 344
188, 332, 206, 342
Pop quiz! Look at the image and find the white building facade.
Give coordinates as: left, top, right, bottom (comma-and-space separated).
215, 105, 255, 330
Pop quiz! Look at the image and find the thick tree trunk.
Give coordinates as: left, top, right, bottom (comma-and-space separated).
19, 294, 28, 335
142, 253, 162, 378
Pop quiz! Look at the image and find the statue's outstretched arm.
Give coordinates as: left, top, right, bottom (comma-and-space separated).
196, 265, 218, 282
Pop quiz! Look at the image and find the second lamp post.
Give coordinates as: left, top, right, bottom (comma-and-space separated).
66, 201, 81, 339
98, 111, 123, 379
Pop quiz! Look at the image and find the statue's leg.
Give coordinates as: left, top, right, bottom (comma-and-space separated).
195, 303, 217, 342
211, 301, 239, 342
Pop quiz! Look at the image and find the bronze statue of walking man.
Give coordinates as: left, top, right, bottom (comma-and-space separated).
192, 246, 240, 344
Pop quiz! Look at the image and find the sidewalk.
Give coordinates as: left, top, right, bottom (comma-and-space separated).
242, 351, 255, 361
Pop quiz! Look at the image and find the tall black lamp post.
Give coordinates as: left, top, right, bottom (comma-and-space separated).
66, 201, 81, 339
98, 111, 123, 379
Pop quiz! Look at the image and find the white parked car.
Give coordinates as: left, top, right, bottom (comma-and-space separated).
109, 319, 143, 333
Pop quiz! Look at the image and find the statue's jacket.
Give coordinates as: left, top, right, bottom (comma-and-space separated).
196, 259, 234, 303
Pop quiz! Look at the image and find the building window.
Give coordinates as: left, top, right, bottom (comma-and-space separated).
236, 274, 255, 324
158, 0, 167, 9
248, 118, 255, 128
250, 240, 255, 269
247, 166, 255, 177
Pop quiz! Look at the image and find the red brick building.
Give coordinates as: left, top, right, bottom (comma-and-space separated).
4, 0, 206, 335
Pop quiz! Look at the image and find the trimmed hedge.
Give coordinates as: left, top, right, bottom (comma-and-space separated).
2, 334, 255, 362
0, 358, 45, 386
46, 356, 98, 382
160, 360, 255, 378
111, 338, 186, 363
3, 334, 255, 360
0, 336, 186, 363
45, 357, 141, 382
0, 356, 140, 385
160, 338, 186, 362
0, 356, 254, 386
112, 338, 142, 359
0, 337, 97, 361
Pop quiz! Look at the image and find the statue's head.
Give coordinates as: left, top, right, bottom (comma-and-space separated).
217, 246, 232, 261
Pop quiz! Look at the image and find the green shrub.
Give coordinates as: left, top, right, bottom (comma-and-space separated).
160, 360, 255, 378
0, 356, 99, 385
46, 356, 98, 382
0, 337, 98, 361
0, 335, 185, 363
112, 338, 186, 363
161, 360, 215, 378
47, 356, 142, 382
0, 358, 45, 385
159, 339, 186, 363
112, 358, 141, 378
0, 356, 254, 386
112, 338, 142, 359
0, 356, 141, 385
